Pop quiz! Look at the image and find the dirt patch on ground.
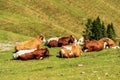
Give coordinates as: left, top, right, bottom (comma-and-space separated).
0, 42, 15, 52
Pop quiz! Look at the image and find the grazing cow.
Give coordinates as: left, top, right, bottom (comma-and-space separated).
13, 48, 50, 60
99, 38, 119, 48
58, 35, 77, 47
15, 34, 46, 52
83, 39, 108, 52
59, 43, 83, 58
46, 37, 59, 48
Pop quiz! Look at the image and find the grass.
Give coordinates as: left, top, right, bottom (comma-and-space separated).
0, 0, 120, 38
0, 0, 120, 79
0, 47, 120, 80
0, 29, 33, 42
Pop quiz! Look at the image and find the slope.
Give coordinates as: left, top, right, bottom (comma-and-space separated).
0, 0, 120, 39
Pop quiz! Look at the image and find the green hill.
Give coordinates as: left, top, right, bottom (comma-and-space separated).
0, 0, 120, 39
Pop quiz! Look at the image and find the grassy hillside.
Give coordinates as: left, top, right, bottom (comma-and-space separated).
0, 30, 33, 51
0, 48, 120, 80
0, 30, 32, 42
0, 0, 120, 39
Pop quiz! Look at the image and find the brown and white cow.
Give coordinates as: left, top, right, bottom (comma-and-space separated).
58, 35, 77, 47
59, 43, 83, 58
83, 39, 108, 52
99, 38, 119, 48
15, 34, 46, 52
46, 37, 59, 48
13, 48, 50, 60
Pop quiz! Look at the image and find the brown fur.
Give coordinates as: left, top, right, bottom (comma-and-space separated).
15, 35, 44, 52
100, 38, 116, 48
47, 40, 58, 48
83, 39, 106, 52
18, 48, 50, 60
59, 44, 83, 58
58, 35, 75, 47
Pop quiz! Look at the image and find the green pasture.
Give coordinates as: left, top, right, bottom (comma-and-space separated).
0, 0, 120, 38
0, 47, 120, 80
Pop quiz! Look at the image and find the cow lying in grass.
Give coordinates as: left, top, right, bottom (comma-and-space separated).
13, 48, 50, 60
15, 34, 46, 52
46, 37, 59, 48
100, 38, 119, 48
46, 35, 77, 48
83, 39, 108, 52
59, 43, 83, 58
58, 35, 77, 47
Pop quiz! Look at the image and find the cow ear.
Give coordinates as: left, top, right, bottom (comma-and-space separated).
39, 34, 44, 40
104, 38, 109, 42
70, 35, 72, 37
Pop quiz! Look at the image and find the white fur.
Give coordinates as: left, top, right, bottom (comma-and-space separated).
64, 46, 72, 50
84, 49, 88, 52
103, 42, 108, 48
39, 57, 43, 60
112, 46, 120, 49
61, 49, 65, 54
47, 37, 59, 43
13, 49, 36, 59
74, 38, 77, 43
69, 51, 73, 55
43, 37, 46, 43
78, 37, 84, 45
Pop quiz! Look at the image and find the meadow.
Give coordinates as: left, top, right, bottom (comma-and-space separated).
0, 46, 120, 80
0, 0, 120, 80
0, 0, 120, 38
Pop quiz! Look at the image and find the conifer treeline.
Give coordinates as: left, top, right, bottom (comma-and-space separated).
83, 16, 116, 41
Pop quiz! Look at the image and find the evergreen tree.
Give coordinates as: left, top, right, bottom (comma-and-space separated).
91, 16, 102, 40
101, 22, 107, 37
83, 17, 116, 41
107, 23, 116, 41
82, 18, 92, 39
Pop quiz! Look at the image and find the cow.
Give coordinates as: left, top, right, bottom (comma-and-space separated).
13, 48, 50, 60
47, 40, 58, 48
15, 34, 46, 52
99, 38, 119, 48
59, 43, 83, 58
77, 36, 85, 45
46, 37, 59, 48
83, 39, 108, 52
58, 35, 77, 47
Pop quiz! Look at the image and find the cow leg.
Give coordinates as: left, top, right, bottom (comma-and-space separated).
39, 57, 43, 60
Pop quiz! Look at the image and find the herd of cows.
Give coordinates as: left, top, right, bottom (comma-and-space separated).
13, 34, 119, 60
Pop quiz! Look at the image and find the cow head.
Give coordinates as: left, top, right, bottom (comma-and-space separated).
78, 37, 85, 45
69, 35, 76, 43
37, 34, 46, 43
34, 48, 50, 60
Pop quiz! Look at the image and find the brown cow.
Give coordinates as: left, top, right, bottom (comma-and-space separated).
58, 35, 77, 47
14, 48, 50, 60
15, 34, 45, 52
83, 39, 108, 52
47, 40, 58, 48
99, 38, 119, 48
46, 37, 59, 48
59, 44, 83, 58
